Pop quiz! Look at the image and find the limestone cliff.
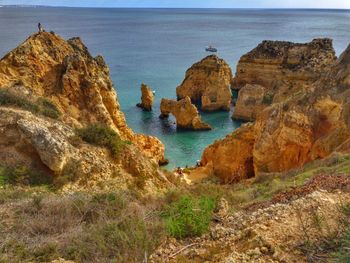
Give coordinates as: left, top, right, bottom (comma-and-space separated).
200, 41, 350, 182
136, 83, 154, 111
160, 97, 211, 130
232, 38, 337, 121
0, 32, 165, 164
176, 55, 233, 112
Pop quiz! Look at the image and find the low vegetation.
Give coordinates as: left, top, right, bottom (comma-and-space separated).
0, 89, 61, 119
0, 165, 53, 187
0, 153, 349, 262
161, 195, 215, 239
76, 123, 130, 156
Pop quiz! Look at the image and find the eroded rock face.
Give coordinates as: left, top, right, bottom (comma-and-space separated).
200, 41, 350, 182
201, 123, 255, 182
0, 106, 171, 192
233, 38, 336, 91
176, 55, 233, 112
160, 97, 211, 130
0, 32, 165, 164
232, 84, 267, 121
232, 39, 337, 121
137, 83, 154, 111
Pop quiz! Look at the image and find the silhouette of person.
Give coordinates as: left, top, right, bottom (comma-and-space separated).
38, 23, 43, 33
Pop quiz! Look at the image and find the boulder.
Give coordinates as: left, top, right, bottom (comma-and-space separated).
136, 83, 154, 111
176, 55, 233, 112
160, 97, 212, 131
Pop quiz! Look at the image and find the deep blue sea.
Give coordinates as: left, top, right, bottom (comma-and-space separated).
1, 7, 350, 168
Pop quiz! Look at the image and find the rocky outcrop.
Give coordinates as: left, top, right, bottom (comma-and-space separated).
201, 123, 255, 182
232, 84, 267, 121
0, 32, 165, 164
200, 41, 350, 183
136, 83, 154, 111
176, 55, 233, 112
232, 39, 337, 121
0, 97, 171, 192
160, 97, 211, 130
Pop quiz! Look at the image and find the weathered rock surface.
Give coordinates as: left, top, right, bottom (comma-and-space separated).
201, 123, 255, 182
232, 38, 337, 121
151, 189, 350, 263
0, 32, 165, 164
160, 97, 211, 130
0, 105, 170, 192
200, 41, 350, 182
176, 55, 233, 112
136, 83, 154, 111
232, 84, 267, 121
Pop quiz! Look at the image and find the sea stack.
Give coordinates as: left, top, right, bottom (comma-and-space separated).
160, 97, 212, 131
137, 83, 154, 111
232, 38, 337, 121
176, 55, 233, 112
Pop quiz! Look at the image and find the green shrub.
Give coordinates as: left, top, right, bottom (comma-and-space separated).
38, 98, 61, 119
333, 225, 350, 262
76, 123, 130, 156
262, 93, 273, 105
0, 89, 39, 113
161, 195, 215, 239
0, 89, 61, 119
0, 165, 52, 186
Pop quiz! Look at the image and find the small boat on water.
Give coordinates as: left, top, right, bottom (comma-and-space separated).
205, 46, 217, 52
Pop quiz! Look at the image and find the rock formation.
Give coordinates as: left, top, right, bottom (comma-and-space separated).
232, 38, 337, 121
160, 97, 211, 130
0, 32, 166, 165
232, 84, 267, 122
176, 55, 233, 112
0, 32, 171, 191
136, 83, 154, 111
200, 40, 350, 182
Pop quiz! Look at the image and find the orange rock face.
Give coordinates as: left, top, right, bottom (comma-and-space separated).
232, 39, 337, 121
201, 40, 350, 183
137, 83, 154, 111
0, 32, 165, 164
176, 55, 233, 112
201, 123, 255, 182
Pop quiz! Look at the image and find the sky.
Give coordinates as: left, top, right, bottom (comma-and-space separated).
1, 0, 350, 9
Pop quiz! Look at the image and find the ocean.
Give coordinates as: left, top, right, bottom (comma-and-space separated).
1, 7, 350, 168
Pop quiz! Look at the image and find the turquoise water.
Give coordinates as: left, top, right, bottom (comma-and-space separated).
1, 7, 350, 168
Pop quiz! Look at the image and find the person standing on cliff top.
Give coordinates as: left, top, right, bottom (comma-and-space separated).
38, 23, 43, 33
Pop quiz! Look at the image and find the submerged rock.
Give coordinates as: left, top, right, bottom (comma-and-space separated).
136, 83, 154, 111
176, 55, 233, 112
160, 97, 212, 131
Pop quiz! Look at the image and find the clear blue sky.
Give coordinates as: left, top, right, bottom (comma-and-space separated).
1, 0, 350, 9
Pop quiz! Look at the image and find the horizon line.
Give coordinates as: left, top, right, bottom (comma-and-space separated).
1, 5, 350, 10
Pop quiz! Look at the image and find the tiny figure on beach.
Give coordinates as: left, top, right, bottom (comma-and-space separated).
38, 23, 43, 33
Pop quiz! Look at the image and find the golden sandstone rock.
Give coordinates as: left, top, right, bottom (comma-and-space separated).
0, 32, 165, 164
232, 38, 337, 121
200, 40, 350, 183
160, 96, 211, 130
176, 55, 233, 112
137, 83, 154, 111
0, 32, 171, 191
